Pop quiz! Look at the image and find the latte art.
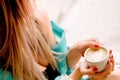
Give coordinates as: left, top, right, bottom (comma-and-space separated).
84, 47, 109, 72
86, 48, 107, 62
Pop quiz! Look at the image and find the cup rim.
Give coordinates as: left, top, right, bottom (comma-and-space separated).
84, 47, 109, 63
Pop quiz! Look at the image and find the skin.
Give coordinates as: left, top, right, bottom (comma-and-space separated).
67, 38, 101, 69
105, 68, 120, 80
32, 0, 116, 80
34, 9, 56, 48
79, 50, 117, 80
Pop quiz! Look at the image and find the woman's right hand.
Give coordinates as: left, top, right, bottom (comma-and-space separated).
69, 66, 83, 80
79, 50, 114, 80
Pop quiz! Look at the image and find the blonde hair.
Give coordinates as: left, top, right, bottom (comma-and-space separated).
0, 0, 57, 80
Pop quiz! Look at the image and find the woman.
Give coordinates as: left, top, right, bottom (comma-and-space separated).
0, 0, 114, 80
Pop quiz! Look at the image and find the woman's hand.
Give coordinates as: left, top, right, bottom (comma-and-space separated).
67, 38, 101, 69
69, 66, 83, 80
79, 50, 114, 80
71, 38, 101, 55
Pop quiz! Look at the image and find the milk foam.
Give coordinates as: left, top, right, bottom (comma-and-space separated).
86, 48, 107, 62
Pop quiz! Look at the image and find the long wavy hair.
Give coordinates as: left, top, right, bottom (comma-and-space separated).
0, 0, 57, 80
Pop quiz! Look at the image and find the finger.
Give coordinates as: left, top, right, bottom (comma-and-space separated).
101, 60, 112, 76
109, 49, 112, 55
106, 60, 113, 74
93, 61, 111, 77
88, 41, 100, 48
87, 38, 102, 45
75, 38, 101, 56
86, 38, 100, 43
110, 56, 115, 71
81, 67, 96, 75
79, 61, 96, 75
86, 39, 102, 49
109, 50, 115, 71
79, 38, 101, 49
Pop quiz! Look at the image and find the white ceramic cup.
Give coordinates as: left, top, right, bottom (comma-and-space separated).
84, 47, 109, 72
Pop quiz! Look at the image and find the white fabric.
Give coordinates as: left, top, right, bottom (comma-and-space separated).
60, 75, 73, 80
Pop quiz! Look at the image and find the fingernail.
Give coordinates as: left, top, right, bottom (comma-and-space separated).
109, 50, 112, 54
110, 59, 113, 62
94, 44, 99, 48
93, 67, 98, 72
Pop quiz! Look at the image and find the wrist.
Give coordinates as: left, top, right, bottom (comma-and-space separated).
69, 67, 83, 80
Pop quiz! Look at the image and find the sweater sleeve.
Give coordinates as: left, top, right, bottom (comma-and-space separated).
51, 21, 86, 80
51, 21, 72, 75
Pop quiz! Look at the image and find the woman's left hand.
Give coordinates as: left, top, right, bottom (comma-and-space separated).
70, 38, 101, 55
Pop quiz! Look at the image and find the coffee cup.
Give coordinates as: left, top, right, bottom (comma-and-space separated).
84, 47, 109, 72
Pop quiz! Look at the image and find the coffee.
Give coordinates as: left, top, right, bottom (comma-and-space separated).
84, 47, 109, 72
85, 47, 107, 62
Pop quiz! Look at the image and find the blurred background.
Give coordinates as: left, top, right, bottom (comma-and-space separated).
36, 0, 120, 66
